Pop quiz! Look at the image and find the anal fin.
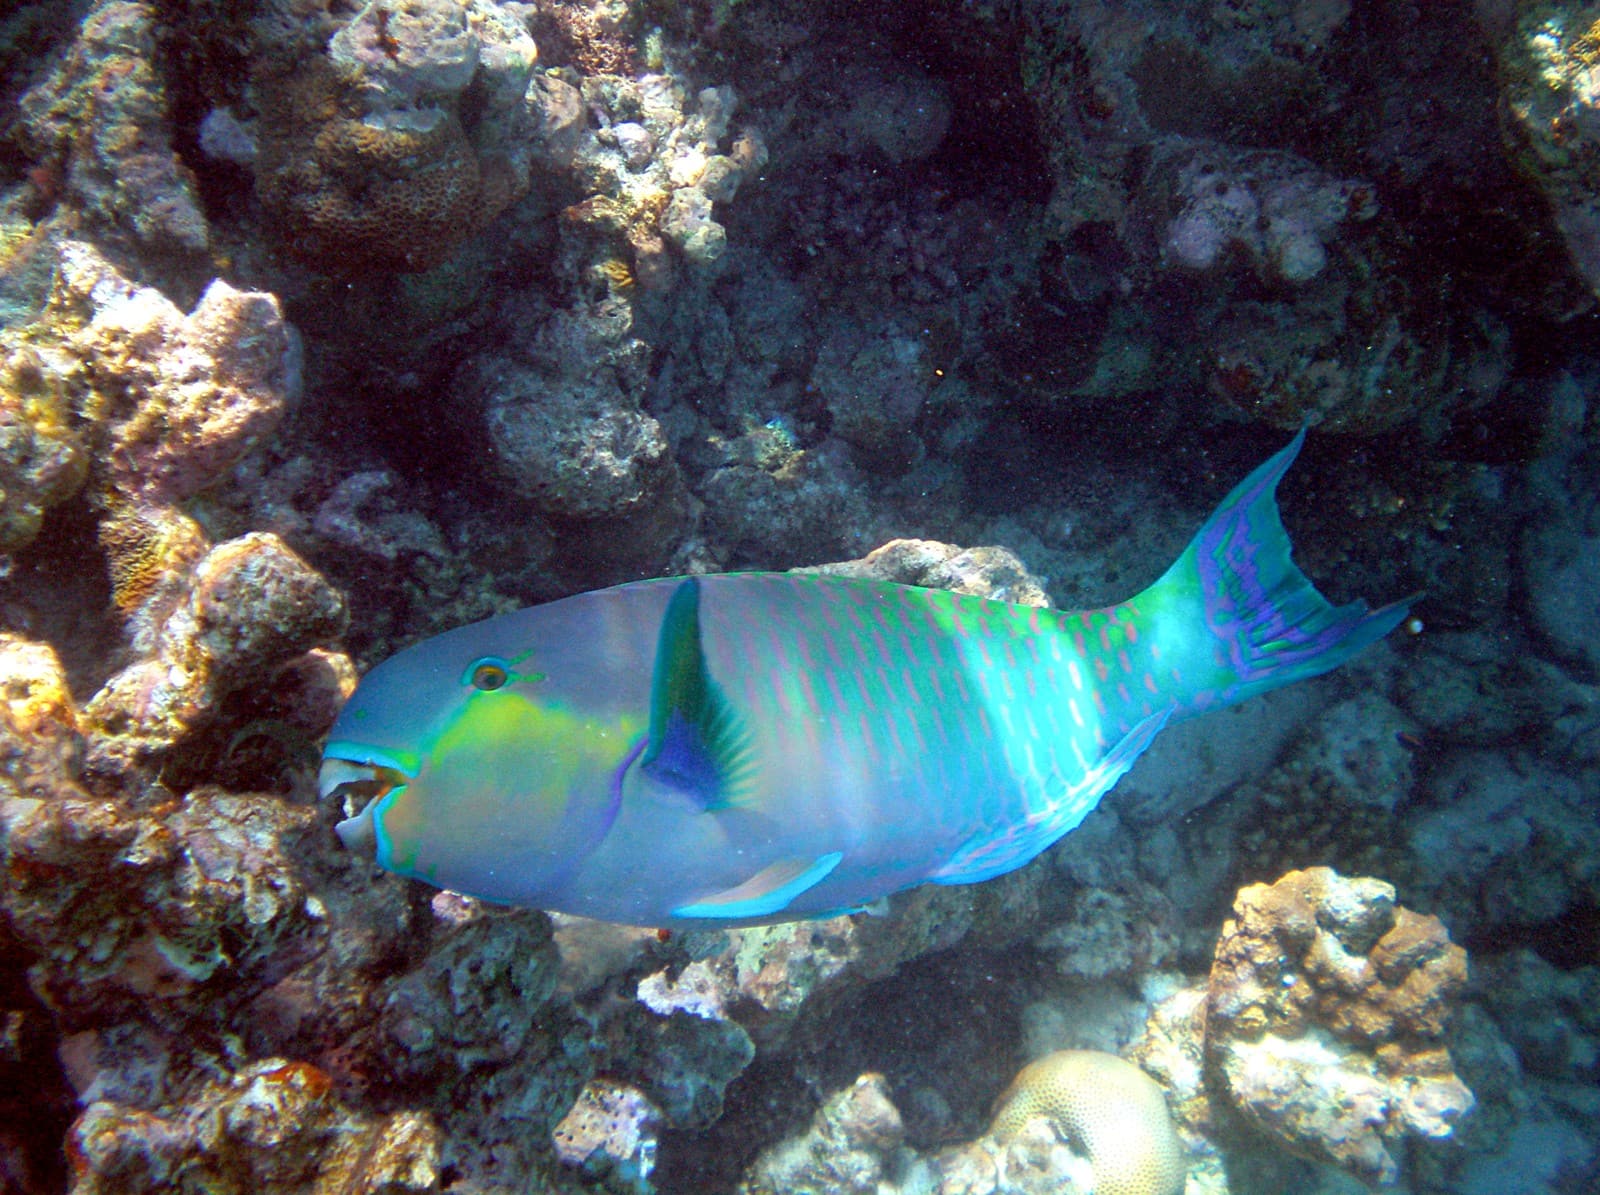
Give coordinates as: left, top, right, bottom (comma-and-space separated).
930, 709, 1171, 885
672, 852, 844, 920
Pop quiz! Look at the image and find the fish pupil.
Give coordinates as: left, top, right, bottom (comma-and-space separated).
471, 662, 509, 690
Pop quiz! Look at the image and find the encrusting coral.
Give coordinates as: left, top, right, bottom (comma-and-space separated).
0, 339, 89, 551
16, 0, 209, 255
48, 241, 300, 511
83, 531, 349, 769
251, 0, 540, 275
740, 1073, 906, 1195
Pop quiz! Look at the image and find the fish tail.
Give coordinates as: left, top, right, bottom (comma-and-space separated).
1142, 427, 1410, 713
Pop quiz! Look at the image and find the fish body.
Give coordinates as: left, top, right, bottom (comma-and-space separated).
321, 431, 1408, 927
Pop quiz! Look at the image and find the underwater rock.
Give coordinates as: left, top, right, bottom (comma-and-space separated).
0, 339, 89, 551
624, 1009, 756, 1131
375, 896, 559, 1082
309, 469, 451, 565
1205, 866, 1475, 1186
802, 536, 1051, 605
84, 532, 347, 767
471, 352, 676, 521
553, 1078, 661, 1189
1228, 691, 1420, 880
701, 440, 878, 568
456, 299, 688, 572
1394, 630, 1596, 749
807, 320, 932, 475
2, 784, 323, 1021
1472, 949, 1600, 1085
1157, 143, 1374, 284
17, 0, 208, 254
0, 634, 81, 799
1521, 516, 1600, 679
1492, 1, 1600, 298
1408, 750, 1597, 941
1031, 885, 1180, 984
741, 1072, 908, 1195
47, 240, 300, 509
555, 74, 766, 278
67, 1057, 439, 1194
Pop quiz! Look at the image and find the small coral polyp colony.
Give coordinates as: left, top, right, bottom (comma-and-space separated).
1, 0, 1597, 1194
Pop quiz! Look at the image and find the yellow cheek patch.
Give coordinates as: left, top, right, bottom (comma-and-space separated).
376, 689, 644, 877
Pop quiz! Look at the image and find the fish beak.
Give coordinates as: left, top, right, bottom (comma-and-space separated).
318, 753, 411, 860
335, 802, 379, 857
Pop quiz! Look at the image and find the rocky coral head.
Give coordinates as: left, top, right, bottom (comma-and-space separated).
1204, 867, 1475, 1186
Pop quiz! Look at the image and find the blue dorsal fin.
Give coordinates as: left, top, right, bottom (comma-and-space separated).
672, 852, 844, 920
641, 578, 752, 810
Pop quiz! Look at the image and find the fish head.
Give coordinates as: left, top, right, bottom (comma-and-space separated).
319, 615, 639, 904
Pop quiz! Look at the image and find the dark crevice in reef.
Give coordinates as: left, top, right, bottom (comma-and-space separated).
0, 923, 73, 1195
1468, 903, 1600, 973
0, 498, 120, 701
654, 942, 1034, 1193
720, 0, 1051, 203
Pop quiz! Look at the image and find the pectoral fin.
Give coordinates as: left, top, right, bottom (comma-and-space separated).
672, 852, 844, 920
641, 578, 753, 810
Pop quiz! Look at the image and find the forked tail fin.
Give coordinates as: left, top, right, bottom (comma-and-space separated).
1142, 427, 1411, 715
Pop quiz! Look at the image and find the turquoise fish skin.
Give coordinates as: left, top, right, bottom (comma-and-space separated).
321, 430, 1409, 927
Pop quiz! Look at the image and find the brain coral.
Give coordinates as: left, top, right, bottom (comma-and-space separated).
989, 1049, 1186, 1195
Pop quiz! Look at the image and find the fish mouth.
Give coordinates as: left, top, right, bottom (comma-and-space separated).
319, 749, 413, 859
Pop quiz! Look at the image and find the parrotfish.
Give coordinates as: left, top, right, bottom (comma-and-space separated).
320, 430, 1407, 927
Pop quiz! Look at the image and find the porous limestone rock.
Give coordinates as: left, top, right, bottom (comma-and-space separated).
1205, 867, 1475, 1186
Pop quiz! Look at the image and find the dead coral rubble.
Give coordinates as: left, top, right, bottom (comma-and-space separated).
1204, 866, 1475, 1186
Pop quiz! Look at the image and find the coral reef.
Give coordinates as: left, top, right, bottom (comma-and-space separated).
1205, 867, 1475, 1186
67, 1058, 440, 1194
17, 1, 208, 255
741, 1050, 1187, 1195
0, 339, 88, 551
1492, 1, 1600, 298
44, 241, 301, 510
741, 1073, 907, 1195
0, 634, 80, 799
1157, 144, 1374, 284
553, 1078, 662, 1189
83, 531, 347, 769
251, 0, 540, 275
2, 1, 1598, 1193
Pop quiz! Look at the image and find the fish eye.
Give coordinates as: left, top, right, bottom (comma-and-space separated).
465, 658, 510, 691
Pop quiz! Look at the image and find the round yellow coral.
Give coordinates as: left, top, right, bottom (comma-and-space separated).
990, 1050, 1185, 1195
